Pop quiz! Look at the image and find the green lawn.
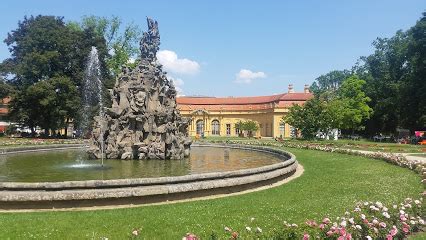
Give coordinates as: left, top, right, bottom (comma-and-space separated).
0, 146, 422, 239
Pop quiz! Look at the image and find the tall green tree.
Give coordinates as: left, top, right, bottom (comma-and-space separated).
356, 30, 409, 134
337, 75, 373, 132
71, 15, 141, 80
235, 120, 259, 138
285, 75, 371, 139
310, 70, 351, 96
8, 77, 79, 135
284, 99, 323, 139
402, 12, 426, 130
0, 15, 108, 134
0, 77, 14, 99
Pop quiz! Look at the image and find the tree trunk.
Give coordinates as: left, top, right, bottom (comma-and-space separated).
64, 118, 69, 138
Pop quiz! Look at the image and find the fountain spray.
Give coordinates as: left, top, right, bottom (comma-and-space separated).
83, 46, 105, 166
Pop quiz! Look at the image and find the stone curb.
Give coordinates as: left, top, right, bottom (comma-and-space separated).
0, 144, 298, 207
0, 144, 295, 190
0, 144, 85, 154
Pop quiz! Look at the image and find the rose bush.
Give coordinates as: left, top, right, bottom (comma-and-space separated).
184, 198, 423, 239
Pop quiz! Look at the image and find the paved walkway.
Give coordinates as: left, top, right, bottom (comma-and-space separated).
350, 149, 426, 164
400, 153, 426, 164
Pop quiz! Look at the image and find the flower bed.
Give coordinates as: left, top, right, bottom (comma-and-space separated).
194, 198, 423, 239
0, 138, 84, 147
175, 139, 425, 239
206, 139, 425, 175
126, 198, 424, 240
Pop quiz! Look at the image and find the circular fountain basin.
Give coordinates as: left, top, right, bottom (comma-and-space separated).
0, 143, 298, 210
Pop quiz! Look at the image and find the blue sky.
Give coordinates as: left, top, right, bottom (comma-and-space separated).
0, 0, 424, 96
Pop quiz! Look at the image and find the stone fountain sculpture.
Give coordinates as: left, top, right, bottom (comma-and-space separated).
88, 18, 192, 160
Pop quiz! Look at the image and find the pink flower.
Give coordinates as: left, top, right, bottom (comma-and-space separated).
339, 228, 347, 236
390, 227, 398, 236
345, 233, 352, 240
305, 220, 317, 227
379, 222, 387, 228
338, 236, 345, 240
386, 234, 393, 240
183, 233, 198, 240
303, 233, 310, 240
319, 224, 325, 230
326, 231, 334, 236
400, 215, 407, 221
402, 227, 409, 234
323, 218, 331, 224
402, 222, 410, 228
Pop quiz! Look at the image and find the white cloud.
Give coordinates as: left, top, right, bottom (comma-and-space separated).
235, 69, 267, 84
127, 57, 136, 64
157, 50, 200, 75
167, 76, 185, 96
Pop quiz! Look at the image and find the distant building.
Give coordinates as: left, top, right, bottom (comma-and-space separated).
177, 84, 313, 138
0, 85, 313, 138
0, 97, 11, 133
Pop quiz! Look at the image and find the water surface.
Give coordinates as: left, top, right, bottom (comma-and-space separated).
0, 146, 283, 182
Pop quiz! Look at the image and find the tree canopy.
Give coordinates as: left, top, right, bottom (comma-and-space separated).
70, 15, 141, 80
284, 75, 372, 139
0, 15, 108, 134
289, 12, 426, 138
236, 120, 259, 137
354, 12, 426, 134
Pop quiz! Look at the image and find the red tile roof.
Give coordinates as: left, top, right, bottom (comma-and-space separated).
176, 92, 312, 111
177, 92, 312, 105
0, 108, 8, 114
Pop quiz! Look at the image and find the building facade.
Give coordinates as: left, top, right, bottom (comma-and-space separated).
0, 97, 10, 133
176, 85, 313, 138
0, 85, 312, 138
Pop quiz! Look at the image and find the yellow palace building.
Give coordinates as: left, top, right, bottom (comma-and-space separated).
176, 84, 313, 138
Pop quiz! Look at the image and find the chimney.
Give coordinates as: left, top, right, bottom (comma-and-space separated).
288, 84, 295, 93
304, 84, 310, 93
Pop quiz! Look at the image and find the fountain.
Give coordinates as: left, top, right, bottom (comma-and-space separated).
88, 18, 191, 160
0, 18, 298, 209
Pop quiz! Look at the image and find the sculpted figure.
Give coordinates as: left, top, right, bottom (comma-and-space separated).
88, 17, 191, 160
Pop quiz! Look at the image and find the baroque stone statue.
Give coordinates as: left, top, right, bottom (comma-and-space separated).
88, 17, 192, 160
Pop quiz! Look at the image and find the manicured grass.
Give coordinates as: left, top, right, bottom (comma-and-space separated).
0, 146, 422, 239
410, 232, 426, 240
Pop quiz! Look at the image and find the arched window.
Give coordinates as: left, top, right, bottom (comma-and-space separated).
279, 122, 285, 138
196, 120, 204, 135
211, 120, 220, 135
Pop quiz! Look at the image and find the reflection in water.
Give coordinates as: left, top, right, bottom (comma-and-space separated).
224, 148, 230, 162
0, 146, 284, 182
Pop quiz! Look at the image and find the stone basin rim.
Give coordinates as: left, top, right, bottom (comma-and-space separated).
0, 143, 295, 190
